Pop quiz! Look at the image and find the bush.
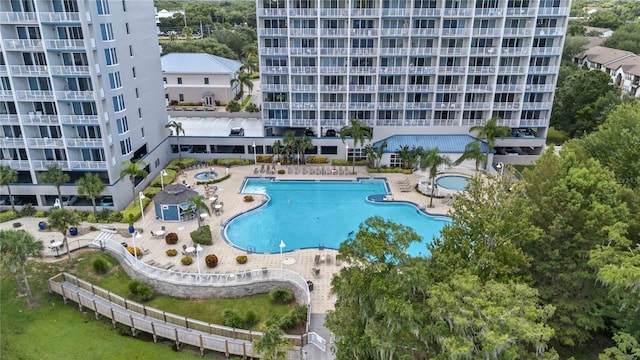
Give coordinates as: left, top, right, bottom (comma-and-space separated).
256, 155, 273, 163
546, 126, 568, 145
94, 208, 111, 223
226, 100, 242, 112
367, 167, 413, 174
33, 210, 48, 218
243, 195, 254, 202
245, 103, 260, 113
205, 254, 218, 268
93, 258, 110, 274
89, 225, 98, 231
165, 232, 178, 244
222, 309, 246, 328
244, 310, 259, 327
306, 156, 328, 164
149, 168, 178, 188
142, 186, 162, 198
126, 246, 142, 258
236, 255, 248, 264
181, 256, 193, 265
277, 305, 308, 330
18, 204, 35, 217
190, 225, 212, 245
128, 280, 142, 294
330, 159, 349, 166
108, 210, 123, 223
277, 169, 285, 174
208, 158, 252, 166
12, 222, 21, 228
0, 211, 18, 223
269, 289, 294, 305
128, 280, 153, 301
195, 174, 231, 186
166, 249, 178, 257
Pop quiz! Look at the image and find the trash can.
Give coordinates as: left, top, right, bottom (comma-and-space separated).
69, 227, 78, 236
307, 280, 314, 292
38, 221, 46, 231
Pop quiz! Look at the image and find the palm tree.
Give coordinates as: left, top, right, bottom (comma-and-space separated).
242, 55, 259, 75
76, 173, 105, 216
396, 145, 419, 170
272, 140, 283, 163
252, 324, 291, 360
40, 165, 70, 209
48, 208, 80, 267
230, 71, 253, 98
120, 160, 148, 201
454, 141, 487, 171
187, 195, 210, 231
0, 229, 25, 295
295, 136, 314, 164
0, 229, 43, 306
340, 118, 372, 174
424, 147, 453, 208
165, 121, 186, 160
282, 131, 296, 163
0, 165, 18, 212
469, 117, 511, 168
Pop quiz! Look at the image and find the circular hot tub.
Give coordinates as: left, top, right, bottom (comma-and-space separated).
194, 171, 219, 181
435, 175, 470, 191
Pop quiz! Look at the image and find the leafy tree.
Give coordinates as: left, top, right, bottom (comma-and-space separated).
165, 121, 185, 160
252, 324, 291, 360
271, 140, 283, 162
182, 26, 193, 39
119, 160, 148, 201
562, 36, 589, 62
422, 147, 452, 208
294, 136, 313, 164
48, 209, 80, 267
567, 20, 586, 36
242, 54, 259, 74
340, 119, 372, 174
454, 141, 486, 171
186, 195, 210, 230
586, 10, 623, 30
40, 165, 70, 209
599, 333, 640, 360
0, 229, 43, 307
396, 145, 418, 170
76, 172, 105, 216
0, 165, 18, 211
468, 117, 510, 167
230, 69, 253, 98
282, 130, 296, 163
225, 99, 241, 112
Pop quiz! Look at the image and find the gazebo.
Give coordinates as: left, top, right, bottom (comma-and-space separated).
153, 184, 199, 222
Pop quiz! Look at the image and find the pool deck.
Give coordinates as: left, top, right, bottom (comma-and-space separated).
3, 164, 478, 354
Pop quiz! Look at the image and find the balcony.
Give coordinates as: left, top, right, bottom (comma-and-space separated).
290, 84, 316, 92
58, 115, 100, 125
443, 8, 472, 16
14, 66, 52, 78
56, 90, 95, 101
50, 65, 90, 76
525, 84, 556, 92
412, 8, 441, 17
469, 48, 497, 55
407, 84, 435, 92
349, 85, 377, 92
44, 39, 85, 50
440, 48, 468, 56
39, 11, 80, 23
260, 47, 289, 55
474, 8, 504, 16
506, 7, 537, 16
379, 85, 407, 92
69, 160, 107, 170
319, 85, 347, 92
537, 7, 569, 16
0, 90, 13, 100
378, 102, 404, 110
26, 137, 65, 148
290, 28, 317, 36
405, 102, 432, 110
3, 39, 43, 50
351, 29, 378, 37
291, 102, 317, 110
501, 47, 529, 56
350, 67, 376, 74
441, 28, 470, 37
503, 28, 533, 36
381, 8, 410, 17
65, 138, 103, 147
435, 102, 461, 109
467, 66, 496, 74
0, 65, 7, 75
0, 114, 20, 124
0, 12, 37, 23
436, 84, 464, 92
14, 90, 54, 101
261, 84, 289, 92
261, 66, 288, 74
464, 102, 492, 110
349, 48, 377, 56
530, 47, 561, 55
438, 66, 467, 74
380, 28, 409, 37
262, 101, 289, 109
259, 28, 287, 36
320, 48, 348, 56
290, 48, 317, 55
410, 47, 437, 55
414, 28, 438, 36
349, 102, 376, 110
319, 66, 347, 74
495, 84, 524, 92
472, 28, 502, 36
31, 160, 69, 170
319, 29, 348, 36
0, 160, 31, 170
350, 9, 379, 17
521, 102, 552, 110
535, 28, 565, 36
493, 102, 521, 110
289, 8, 317, 16
408, 66, 436, 74
320, 8, 348, 17
257, 8, 287, 16
20, 114, 59, 125
0, 138, 25, 147
290, 66, 317, 74
320, 102, 347, 110
498, 66, 526, 74
466, 84, 493, 91
529, 66, 559, 74
379, 67, 406, 74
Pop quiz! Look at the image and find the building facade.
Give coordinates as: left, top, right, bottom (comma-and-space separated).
577, 46, 640, 99
256, 0, 571, 163
0, 0, 170, 209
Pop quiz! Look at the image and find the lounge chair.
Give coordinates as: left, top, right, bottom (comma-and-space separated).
314, 254, 321, 266
260, 164, 265, 174
325, 254, 332, 265
254, 167, 259, 174
311, 267, 320, 278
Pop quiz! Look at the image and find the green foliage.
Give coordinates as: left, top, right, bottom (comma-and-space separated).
148, 169, 177, 188
128, 280, 153, 301
222, 309, 246, 328
330, 159, 349, 166
165, 232, 178, 245
205, 254, 218, 268
604, 22, 640, 53
274, 305, 307, 331
252, 324, 291, 360
11, 222, 21, 228
546, 126, 569, 145
562, 36, 589, 62
190, 224, 212, 245
18, 204, 36, 217
245, 103, 260, 112
0, 210, 18, 223
181, 256, 192, 265
244, 310, 259, 327
269, 289, 294, 305
226, 100, 242, 112
256, 155, 273, 163
76, 172, 105, 215
165, 249, 177, 257
599, 332, 640, 359
240, 95, 252, 108
586, 9, 623, 29
92, 258, 110, 274
366, 167, 413, 174
142, 186, 162, 198
236, 255, 248, 264
305, 156, 328, 164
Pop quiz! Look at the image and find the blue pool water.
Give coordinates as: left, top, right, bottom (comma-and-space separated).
224, 178, 449, 255
436, 175, 470, 191
194, 171, 219, 180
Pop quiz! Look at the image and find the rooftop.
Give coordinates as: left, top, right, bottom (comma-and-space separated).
374, 135, 486, 154
161, 53, 242, 75
583, 46, 635, 65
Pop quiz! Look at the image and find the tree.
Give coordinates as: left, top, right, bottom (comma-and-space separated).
562, 36, 589, 62
165, 121, 185, 160
252, 324, 291, 360
0, 165, 18, 212
119, 160, 148, 201
340, 119, 372, 174
586, 10, 623, 30
599, 333, 640, 360
182, 25, 193, 39
423, 148, 452, 208
271, 140, 283, 163
468, 117, 510, 168
294, 136, 313, 164
396, 145, 419, 170
187, 195, 210, 230
567, 20, 586, 36
282, 130, 296, 163
454, 141, 486, 171
48, 209, 80, 267
242, 54, 259, 74
76, 172, 105, 216
0, 230, 43, 307
603, 23, 640, 54
230, 70, 253, 98
40, 165, 70, 209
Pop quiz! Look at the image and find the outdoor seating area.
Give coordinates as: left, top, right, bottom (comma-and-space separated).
396, 178, 413, 192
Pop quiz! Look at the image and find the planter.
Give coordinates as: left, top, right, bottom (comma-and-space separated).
38, 221, 46, 231
128, 225, 135, 234
69, 227, 78, 236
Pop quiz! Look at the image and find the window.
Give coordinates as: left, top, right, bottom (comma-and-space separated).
129, 45, 133, 56
204, 77, 209, 85
108, 72, 121, 89
125, 23, 130, 34
104, 48, 118, 65
177, 77, 182, 84
179, 94, 184, 102
132, 67, 136, 78
141, 127, 144, 138
122, 0, 127, 11
100, 23, 114, 41
96, 0, 110, 15
120, 138, 132, 155
112, 94, 125, 112
138, 108, 142, 118
116, 116, 128, 134
135, 87, 139, 98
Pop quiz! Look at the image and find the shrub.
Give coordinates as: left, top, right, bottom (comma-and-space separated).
18, 205, 35, 217
209, 158, 251, 166
331, 159, 349, 166
226, 100, 242, 112
0, 211, 18, 223
165, 232, 178, 244
93, 258, 110, 274
108, 210, 123, 223
546, 126, 568, 145
95, 208, 111, 222
205, 254, 218, 268
222, 309, 246, 329
12, 222, 21, 228
306, 156, 328, 164
245, 103, 260, 113
142, 186, 162, 198
190, 225, 212, 245
367, 167, 413, 174
277, 169, 285, 174
166, 249, 178, 257
149, 168, 178, 188
195, 174, 231, 186
89, 225, 98, 231
236, 255, 248, 264
128, 280, 143, 294
256, 155, 273, 163
243, 195, 254, 202
269, 289, 294, 304
126, 246, 142, 257
128, 280, 153, 301
181, 256, 193, 265
33, 210, 48, 218
276, 304, 308, 330
244, 310, 259, 327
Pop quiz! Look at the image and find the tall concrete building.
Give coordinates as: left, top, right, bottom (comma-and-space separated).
256, 0, 571, 164
0, 0, 169, 209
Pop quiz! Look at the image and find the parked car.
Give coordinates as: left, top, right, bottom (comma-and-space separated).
229, 127, 244, 136
54, 195, 77, 207
98, 196, 114, 207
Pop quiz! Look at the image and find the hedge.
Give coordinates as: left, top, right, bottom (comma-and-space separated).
0, 211, 18, 223
120, 197, 152, 222
191, 225, 212, 245
256, 155, 273, 163
306, 156, 328, 164
149, 168, 178, 188
331, 159, 349, 166
195, 174, 230, 185
367, 167, 413, 174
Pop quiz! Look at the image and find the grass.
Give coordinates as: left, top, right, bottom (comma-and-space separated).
0, 250, 299, 359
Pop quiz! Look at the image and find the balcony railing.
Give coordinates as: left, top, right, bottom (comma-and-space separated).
9, 65, 49, 76
464, 102, 492, 110
378, 102, 404, 110
319, 66, 347, 74
259, 47, 289, 55
498, 66, 526, 74
350, 48, 377, 56
31, 160, 69, 170
257, 8, 287, 16
50, 65, 90, 76
290, 48, 317, 55
440, 48, 468, 56
495, 84, 524, 92
259, 28, 287, 36
436, 84, 464, 92
472, 28, 502, 36
412, 8, 441, 17
381, 8, 410, 16
0, 160, 31, 170
521, 101, 551, 110
3, 39, 43, 50
435, 102, 461, 109
290, 84, 316, 92
438, 66, 467, 74
525, 84, 556, 92
65, 138, 104, 148
405, 102, 432, 109
20, 114, 59, 125
39, 11, 80, 23
291, 102, 317, 110
0, 12, 37, 23
319, 48, 348, 56
349, 102, 376, 110
26, 137, 65, 148
410, 47, 438, 55
69, 160, 107, 169
537, 7, 569, 16
469, 48, 498, 55
467, 66, 496, 74
351, 29, 378, 37
319, 102, 346, 110
493, 102, 521, 110
0, 90, 13, 100
0, 114, 20, 124
290, 66, 316, 74
290, 28, 317, 36
465, 84, 493, 91
407, 84, 435, 92
379, 67, 406, 74
349, 85, 377, 92
506, 7, 537, 16
0, 65, 7, 75
56, 90, 95, 101
350, 67, 376, 74
443, 8, 472, 16
59, 115, 100, 124
44, 39, 85, 50
0, 138, 25, 147
261, 84, 289, 92
262, 101, 289, 109
260, 66, 288, 74
530, 47, 561, 55
289, 8, 317, 16
319, 85, 347, 92
14, 90, 54, 100
413, 28, 438, 36
474, 8, 504, 16
503, 28, 533, 36
535, 28, 565, 36
319, 29, 348, 36
501, 47, 529, 55
408, 66, 436, 74
320, 8, 348, 17
378, 85, 407, 92
350, 9, 379, 17
528, 66, 559, 74
380, 28, 409, 37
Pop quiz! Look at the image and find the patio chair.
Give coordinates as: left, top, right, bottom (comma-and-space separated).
314, 254, 321, 266
150, 231, 156, 237
254, 167, 259, 174
325, 254, 332, 265
311, 267, 320, 278
260, 164, 265, 174
161, 226, 166, 231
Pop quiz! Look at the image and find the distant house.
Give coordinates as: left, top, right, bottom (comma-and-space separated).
575, 46, 640, 98
583, 26, 613, 38
161, 53, 243, 106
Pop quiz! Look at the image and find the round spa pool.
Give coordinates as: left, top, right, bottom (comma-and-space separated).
194, 171, 219, 181
435, 175, 470, 191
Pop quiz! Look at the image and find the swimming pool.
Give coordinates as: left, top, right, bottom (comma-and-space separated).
436, 175, 470, 191
224, 178, 449, 256
194, 171, 219, 180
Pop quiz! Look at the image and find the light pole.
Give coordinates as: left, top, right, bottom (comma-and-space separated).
138, 192, 146, 221
252, 141, 257, 165
195, 244, 203, 278
160, 169, 168, 190
279, 240, 286, 277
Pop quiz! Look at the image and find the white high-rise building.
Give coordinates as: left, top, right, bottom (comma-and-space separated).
257, 0, 571, 163
0, 0, 169, 209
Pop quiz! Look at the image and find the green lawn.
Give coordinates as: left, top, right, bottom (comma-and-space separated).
0, 251, 298, 359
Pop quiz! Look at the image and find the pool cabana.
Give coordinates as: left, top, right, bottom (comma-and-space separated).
153, 184, 199, 222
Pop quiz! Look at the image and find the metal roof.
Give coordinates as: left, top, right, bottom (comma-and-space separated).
152, 184, 199, 205
373, 135, 487, 154
161, 53, 242, 75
